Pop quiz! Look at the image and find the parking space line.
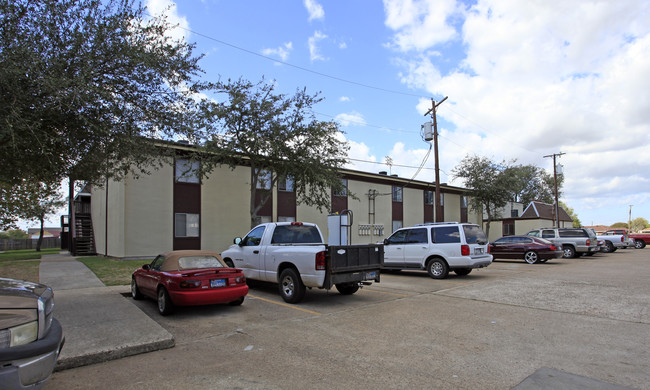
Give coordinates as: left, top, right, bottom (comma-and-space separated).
361, 289, 410, 297
247, 294, 321, 316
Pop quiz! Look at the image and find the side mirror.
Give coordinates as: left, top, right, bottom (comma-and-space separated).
234, 237, 242, 245
142, 264, 150, 270
383, 238, 390, 245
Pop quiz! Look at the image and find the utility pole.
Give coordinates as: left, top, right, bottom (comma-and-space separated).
424, 96, 447, 222
543, 152, 565, 227
629, 205, 633, 233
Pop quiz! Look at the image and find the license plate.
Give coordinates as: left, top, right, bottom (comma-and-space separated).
475, 248, 484, 255
210, 279, 226, 288
365, 271, 377, 280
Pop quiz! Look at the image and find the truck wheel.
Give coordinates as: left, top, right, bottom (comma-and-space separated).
524, 251, 539, 264
426, 258, 449, 279
635, 240, 645, 249
157, 287, 174, 316
562, 246, 575, 258
131, 278, 144, 300
279, 268, 306, 303
454, 268, 472, 276
335, 283, 360, 295
603, 242, 614, 253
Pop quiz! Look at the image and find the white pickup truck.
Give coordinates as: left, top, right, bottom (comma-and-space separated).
593, 230, 634, 253
221, 222, 383, 303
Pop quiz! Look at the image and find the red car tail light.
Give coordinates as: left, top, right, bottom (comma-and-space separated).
233, 275, 245, 284
180, 280, 201, 289
550, 245, 558, 251
586, 239, 591, 246
461, 245, 470, 256
315, 251, 327, 270
487, 245, 491, 253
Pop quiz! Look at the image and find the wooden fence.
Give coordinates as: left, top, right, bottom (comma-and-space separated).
0, 238, 61, 251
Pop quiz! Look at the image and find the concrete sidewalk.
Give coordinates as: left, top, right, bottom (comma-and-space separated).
39, 253, 174, 371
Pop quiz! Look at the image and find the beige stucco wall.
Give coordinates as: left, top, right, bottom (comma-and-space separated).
92, 178, 126, 257
403, 187, 422, 227
485, 220, 504, 242
123, 164, 174, 257
444, 193, 461, 222
201, 165, 252, 253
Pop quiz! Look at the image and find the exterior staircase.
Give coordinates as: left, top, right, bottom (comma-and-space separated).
73, 213, 96, 256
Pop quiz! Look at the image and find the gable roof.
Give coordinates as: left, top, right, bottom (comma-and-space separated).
520, 201, 573, 222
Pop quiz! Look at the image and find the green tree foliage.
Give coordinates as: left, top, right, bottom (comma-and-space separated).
0, 179, 64, 250
630, 217, 649, 233
610, 222, 628, 228
452, 155, 515, 237
505, 164, 561, 205
199, 78, 349, 227
559, 201, 581, 228
0, 229, 28, 239
1, 0, 208, 187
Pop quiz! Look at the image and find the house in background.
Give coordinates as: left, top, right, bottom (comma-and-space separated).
484, 201, 573, 241
89, 143, 482, 258
27, 227, 62, 240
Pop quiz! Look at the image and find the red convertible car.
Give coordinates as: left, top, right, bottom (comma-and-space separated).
488, 236, 563, 264
131, 250, 249, 315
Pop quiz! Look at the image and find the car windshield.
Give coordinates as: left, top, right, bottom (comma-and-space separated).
178, 256, 224, 270
462, 225, 487, 244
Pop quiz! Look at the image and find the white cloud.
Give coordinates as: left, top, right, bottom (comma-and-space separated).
304, 0, 325, 21
335, 111, 366, 127
145, 0, 189, 43
383, 0, 459, 52
339, 96, 351, 102
384, 0, 650, 224
308, 31, 328, 62
262, 42, 293, 62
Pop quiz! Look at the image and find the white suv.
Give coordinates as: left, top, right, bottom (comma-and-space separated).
382, 222, 493, 279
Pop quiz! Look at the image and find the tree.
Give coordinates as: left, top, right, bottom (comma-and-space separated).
559, 201, 581, 228
505, 164, 560, 205
630, 217, 648, 233
199, 78, 349, 227
452, 155, 515, 237
0, 179, 65, 251
1, 0, 208, 188
0, 229, 28, 239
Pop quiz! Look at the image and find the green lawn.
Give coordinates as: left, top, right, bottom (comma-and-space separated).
0, 249, 61, 282
78, 257, 151, 286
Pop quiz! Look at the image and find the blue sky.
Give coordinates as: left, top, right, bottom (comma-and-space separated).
21, 0, 650, 231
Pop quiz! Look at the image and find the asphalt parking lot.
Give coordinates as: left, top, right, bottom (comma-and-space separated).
47, 249, 649, 389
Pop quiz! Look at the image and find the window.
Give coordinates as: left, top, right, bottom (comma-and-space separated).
278, 176, 294, 192
439, 193, 444, 206
386, 229, 408, 245
424, 191, 433, 205
333, 179, 348, 197
150, 255, 165, 271
406, 228, 428, 244
242, 226, 266, 246
463, 225, 488, 244
175, 213, 199, 237
541, 229, 555, 239
461, 196, 468, 208
175, 159, 200, 183
253, 215, 273, 225
431, 226, 460, 243
392, 186, 403, 202
511, 209, 519, 217
271, 225, 323, 244
256, 170, 272, 190
392, 220, 403, 232
178, 255, 224, 270
278, 216, 296, 222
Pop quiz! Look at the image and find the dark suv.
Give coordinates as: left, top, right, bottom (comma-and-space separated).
0, 278, 64, 389
526, 228, 599, 258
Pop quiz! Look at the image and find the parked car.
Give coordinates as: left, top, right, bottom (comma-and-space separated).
606, 229, 649, 249
382, 222, 492, 279
488, 236, 563, 264
131, 250, 249, 315
526, 228, 599, 258
0, 278, 65, 390
592, 230, 633, 252
221, 222, 383, 303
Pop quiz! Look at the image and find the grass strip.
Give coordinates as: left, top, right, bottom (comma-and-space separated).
78, 257, 151, 286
